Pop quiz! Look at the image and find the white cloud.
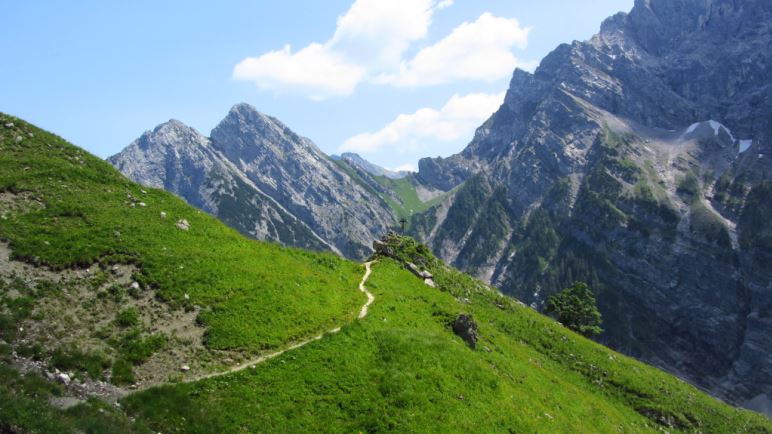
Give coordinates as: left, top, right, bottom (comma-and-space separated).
233, 0, 440, 99
377, 13, 532, 87
232, 44, 365, 100
340, 91, 505, 153
329, 0, 437, 69
233, 2, 532, 99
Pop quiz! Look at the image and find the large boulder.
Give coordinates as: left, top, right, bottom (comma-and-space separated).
452, 314, 478, 349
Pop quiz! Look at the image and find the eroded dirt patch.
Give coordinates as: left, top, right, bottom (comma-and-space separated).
0, 240, 221, 400
0, 191, 45, 220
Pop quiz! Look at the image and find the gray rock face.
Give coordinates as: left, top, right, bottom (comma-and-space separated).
410, 0, 772, 414
209, 104, 395, 258
110, 104, 396, 258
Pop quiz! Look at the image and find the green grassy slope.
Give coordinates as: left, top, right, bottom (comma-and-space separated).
0, 112, 364, 429
373, 175, 449, 221
123, 236, 771, 433
333, 157, 450, 223
0, 115, 769, 432
0, 114, 362, 351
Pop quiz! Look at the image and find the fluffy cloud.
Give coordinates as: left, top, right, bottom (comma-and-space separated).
329, 0, 437, 69
377, 13, 532, 87
233, 44, 365, 100
340, 91, 505, 153
233, 1, 531, 99
233, 0, 439, 99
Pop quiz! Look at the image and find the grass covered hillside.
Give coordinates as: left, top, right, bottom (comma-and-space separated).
332, 157, 452, 224
124, 235, 771, 433
372, 175, 450, 222
0, 114, 770, 432
0, 114, 364, 430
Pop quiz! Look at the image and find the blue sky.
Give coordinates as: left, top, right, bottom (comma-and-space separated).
1, 0, 632, 171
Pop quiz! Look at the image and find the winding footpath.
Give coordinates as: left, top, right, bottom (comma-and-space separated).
184, 261, 376, 384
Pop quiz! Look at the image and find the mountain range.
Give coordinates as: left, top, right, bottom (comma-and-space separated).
1, 111, 769, 430
108, 0, 772, 417
109, 104, 396, 259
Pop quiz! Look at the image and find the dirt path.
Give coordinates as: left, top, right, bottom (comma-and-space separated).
358, 261, 375, 318
182, 261, 375, 384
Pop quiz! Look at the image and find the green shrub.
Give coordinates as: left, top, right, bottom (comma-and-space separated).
116, 308, 139, 328
17, 343, 44, 360
50, 348, 110, 380
677, 172, 700, 199
107, 284, 125, 302
115, 330, 166, 364
110, 358, 134, 385
545, 282, 603, 337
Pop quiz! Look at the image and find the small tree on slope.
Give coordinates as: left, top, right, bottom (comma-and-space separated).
545, 282, 603, 337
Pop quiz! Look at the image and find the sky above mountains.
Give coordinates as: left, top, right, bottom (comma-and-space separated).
1, 0, 632, 171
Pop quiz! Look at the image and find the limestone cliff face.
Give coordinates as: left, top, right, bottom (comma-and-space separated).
410, 0, 772, 414
110, 104, 396, 259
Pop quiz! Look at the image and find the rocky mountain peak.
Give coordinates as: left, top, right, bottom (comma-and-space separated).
112, 104, 397, 259
139, 119, 208, 151
211, 103, 313, 163
226, 102, 275, 126
153, 118, 188, 132
624, 0, 772, 55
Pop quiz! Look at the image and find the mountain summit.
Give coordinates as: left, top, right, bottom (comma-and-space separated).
110, 103, 396, 259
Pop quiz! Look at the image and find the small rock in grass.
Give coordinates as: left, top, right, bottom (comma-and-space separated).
57, 372, 71, 385
138, 202, 146, 207
140, 189, 147, 194
160, 211, 167, 218
130, 281, 140, 290
180, 365, 190, 372
176, 219, 190, 231
15, 136, 23, 143
183, 293, 190, 300
4, 122, 14, 128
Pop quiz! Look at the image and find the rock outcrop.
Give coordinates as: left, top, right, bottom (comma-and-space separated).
452, 315, 478, 349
